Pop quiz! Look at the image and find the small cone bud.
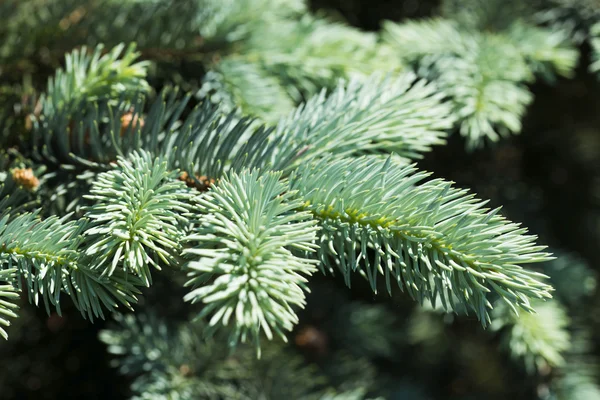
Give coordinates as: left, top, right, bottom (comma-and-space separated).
120, 111, 144, 137
179, 171, 215, 192
12, 168, 40, 190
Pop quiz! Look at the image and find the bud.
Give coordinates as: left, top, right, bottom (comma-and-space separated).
120, 111, 144, 137
179, 171, 215, 192
295, 325, 328, 356
12, 168, 40, 191
179, 364, 192, 377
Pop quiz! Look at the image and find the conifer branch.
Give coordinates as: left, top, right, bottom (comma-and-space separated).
271, 73, 454, 170
290, 157, 553, 325
0, 268, 19, 340
199, 57, 295, 122
32, 43, 150, 167
0, 8, 572, 380
0, 209, 144, 322
83, 150, 193, 286
41, 42, 149, 116
99, 313, 243, 399
383, 18, 577, 148
0, 211, 84, 315
241, 15, 401, 99
506, 23, 578, 79
491, 299, 570, 372
183, 170, 318, 352
100, 312, 338, 399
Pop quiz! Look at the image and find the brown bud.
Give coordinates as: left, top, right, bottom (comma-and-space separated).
12, 168, 40, 191
179, 364, 192, 377
120, 111, 144, 137
295, 325, 328, 356
179, 171, 215, 192
24, 100, 41, 132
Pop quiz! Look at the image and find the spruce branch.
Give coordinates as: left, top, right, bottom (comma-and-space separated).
0, 179, 38, 216
83, 150, 193, 286
154, 100, 277, 182
441, 0, 533, 31
383, 18, 577, 148
290, 157, 553, 325
242, 14, 401, 101
41, 42, 149, 116
534, 0, 600, 78
32, 43, 150, 167
0, 268, 19, 340
154, 72, 453, 182
157, 72, 453, 179
100, 313, 242, 399
439, 37, 534, 148
270, 73, 454, 170
383, 19, 470, 62
0, 211, 84, 315
199, 0, 307, 46
31, 80, 275, 175
183, 169, 318, 352
31, 64, 454, 176
491, 299, 571, 372
535, 0, 600, 44
0, 209, 143, 321
66, 262, 144, 321
506, 23, 578, 80
552, 326, 600, 400
100, 312, 336, 400
199, 57, 295, 122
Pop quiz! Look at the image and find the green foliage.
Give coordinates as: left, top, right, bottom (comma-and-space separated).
0, 0, 402, 124
441, 0, 533, 31
291, 157, 553, 325
0, 206, 146, 325
2, 1, 595, 397
551, 327, 600, 400
84, 151, 192, 286
99, 312, 363, 400
506, 23, 579, 81
536, 0, 600, 43
198, 57, 295, 122
0, 210, 83, 314
100, 313, 244, 399
383, 13, 577, 148
535, 0, 600, 79
0, 269, 19, 340
183, 170, 318, 351
271, 73, 454, 170
41, 43, 149, 116
32, 43, 149, 167
0, 37, 556, 359
237, 14, 400, 100
491, 299, 571, 373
